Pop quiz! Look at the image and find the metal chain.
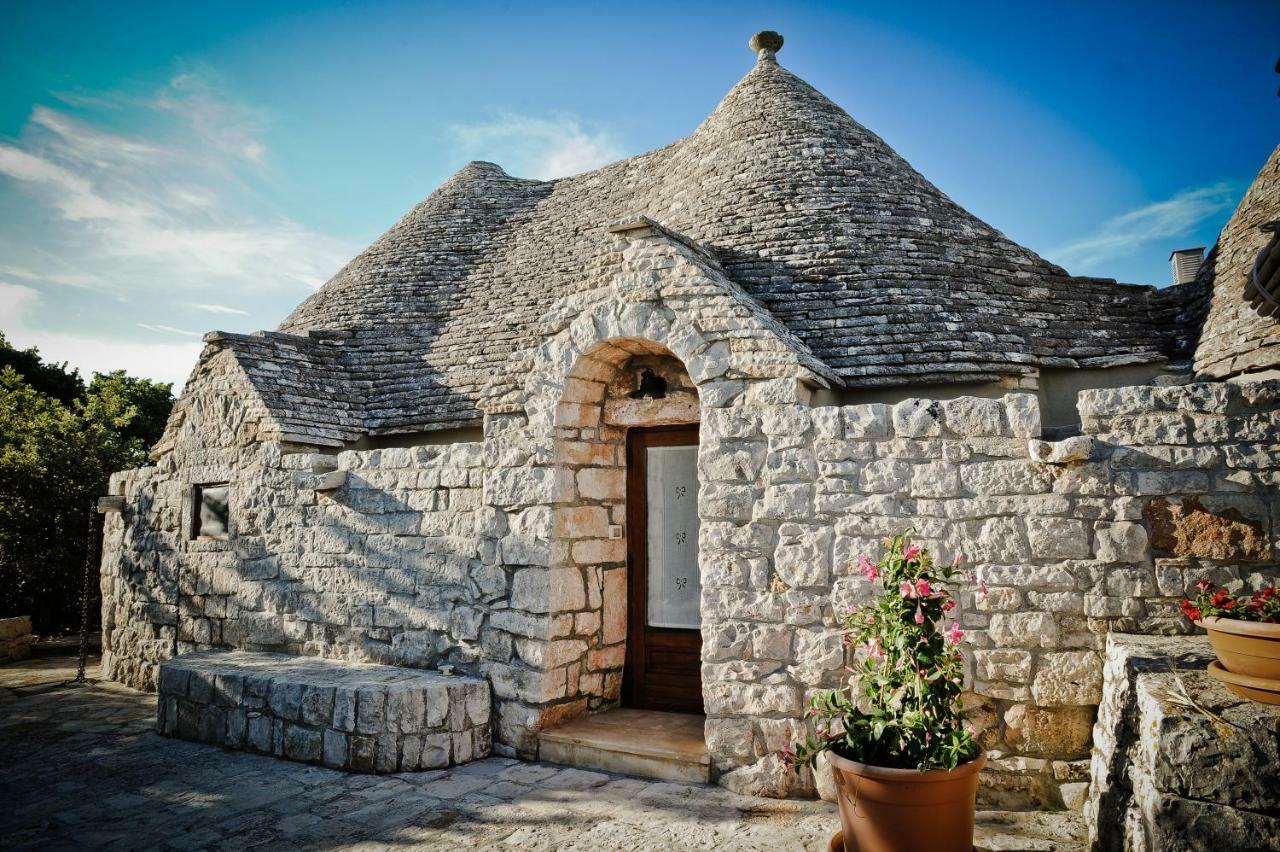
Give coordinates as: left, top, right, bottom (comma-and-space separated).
72, 499, 99, 685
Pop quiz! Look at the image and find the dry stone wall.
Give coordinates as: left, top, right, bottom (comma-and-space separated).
157, 651, 491, 773
701, 380, 1280, 808
1086, 634, 1280, 851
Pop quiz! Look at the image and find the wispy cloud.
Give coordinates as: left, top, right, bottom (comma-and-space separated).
190, 302, 249, 315
137, 323, 203, 338
1050, 183, 1236, 272
449, 112, 624, 180
0, 71, 356, 385
0, 85, 350, 292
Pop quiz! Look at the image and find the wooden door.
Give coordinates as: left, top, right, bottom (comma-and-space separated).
623, 425, 704, 715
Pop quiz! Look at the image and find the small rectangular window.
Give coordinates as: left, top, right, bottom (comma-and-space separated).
193, 484, 230, 540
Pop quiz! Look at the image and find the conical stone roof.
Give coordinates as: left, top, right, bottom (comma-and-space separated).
258, 40, 1181, 437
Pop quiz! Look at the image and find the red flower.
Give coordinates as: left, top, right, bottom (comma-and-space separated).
1180, 599, 1201, 621
1211, 589, 1236, 610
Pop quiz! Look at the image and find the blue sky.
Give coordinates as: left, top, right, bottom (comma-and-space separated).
1, 0, 1277, 386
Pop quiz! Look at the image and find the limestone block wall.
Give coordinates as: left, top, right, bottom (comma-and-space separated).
101, 441, 489, 689
702, 381, 1280, 807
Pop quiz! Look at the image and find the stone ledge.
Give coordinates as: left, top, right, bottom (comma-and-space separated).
1086, 633, 1280, 851
157, 651, 491, 773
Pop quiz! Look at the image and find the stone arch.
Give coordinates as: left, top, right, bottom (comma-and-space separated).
520, 297, 723, 438
477, 244, 832, 751
544, 336, 703, 724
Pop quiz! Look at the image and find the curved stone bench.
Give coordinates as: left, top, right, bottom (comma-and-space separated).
157, 651, 490, 773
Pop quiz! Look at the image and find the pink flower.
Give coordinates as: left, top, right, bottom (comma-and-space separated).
903, 544, 922, 562
978, 581, 989, 597
901, 579, 933, 599
942, 598, 956, 612
865, 638, 885, 660
952, 551, 964, 566
778, 742, 797, 766
947, 622, 965, 644
914, 606, 926, 625
858, 554, 880, 582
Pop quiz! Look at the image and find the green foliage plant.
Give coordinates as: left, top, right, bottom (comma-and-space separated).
782, 532, 980, 772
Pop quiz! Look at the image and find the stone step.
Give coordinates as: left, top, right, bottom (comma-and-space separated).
973, 810, 1085, 851
538, 707, 711, 784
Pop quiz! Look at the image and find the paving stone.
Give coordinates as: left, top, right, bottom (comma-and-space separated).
1, 656, 1089, 851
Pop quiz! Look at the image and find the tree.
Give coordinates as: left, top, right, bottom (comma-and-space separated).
82, 371, 175, 470
0, 343, 174, 634
0, 332, 84, 405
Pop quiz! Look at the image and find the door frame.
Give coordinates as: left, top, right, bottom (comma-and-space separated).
622, 423, 703, 714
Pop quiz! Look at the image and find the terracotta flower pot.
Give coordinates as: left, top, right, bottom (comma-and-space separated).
827, 749, 987, 852
1198, 617, 1280, 681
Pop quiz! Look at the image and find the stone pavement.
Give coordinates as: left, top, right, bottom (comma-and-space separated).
0, 657, 1083, 851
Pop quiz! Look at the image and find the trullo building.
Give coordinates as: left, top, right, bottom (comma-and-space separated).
99, 31, 1280, 809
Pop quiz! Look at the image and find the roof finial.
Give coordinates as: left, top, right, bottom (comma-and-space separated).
749, 31, 783, 62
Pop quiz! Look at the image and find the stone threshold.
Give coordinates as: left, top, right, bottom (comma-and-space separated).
538, 707, 711, 784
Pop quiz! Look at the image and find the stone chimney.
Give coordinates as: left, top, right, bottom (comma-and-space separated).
1169, 247, 1205, 286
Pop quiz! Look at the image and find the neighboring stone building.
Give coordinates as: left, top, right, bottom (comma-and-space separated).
99, 32, 1280, 811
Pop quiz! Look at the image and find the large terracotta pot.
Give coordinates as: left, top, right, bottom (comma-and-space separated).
827, 749, 987, 852
1198, 617, 1280, 680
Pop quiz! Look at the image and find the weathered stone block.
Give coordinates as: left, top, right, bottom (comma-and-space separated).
988, 612, 1059, 648
1003, 703, 1094, 757
1145, 495, 1270, 561
941, 396, 1007, 437
974, 648, 1033, 683
1093, 521, 1148, 563
1026, 516, 1090, 559
893, 398, 944, 437
773, 524, 833, 589
1031, 651, 1102, 705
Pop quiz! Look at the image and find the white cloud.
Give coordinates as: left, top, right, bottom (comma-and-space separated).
6, 326, 202, 388
1, 265, 102, 290
153, 73, 269, 165
0, 73, 352, 296
190, 302, 249, 315
0, 281, 39, 326
1, 285, 196, 387
449, 112, 624, 180
1051, 183, 1236, 272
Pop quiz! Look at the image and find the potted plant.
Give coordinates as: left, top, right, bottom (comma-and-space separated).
1181, 580, 1280, 704
781, 532, 984, 852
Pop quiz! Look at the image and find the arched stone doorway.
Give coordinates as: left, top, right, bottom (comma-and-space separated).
547, 337, 702, 721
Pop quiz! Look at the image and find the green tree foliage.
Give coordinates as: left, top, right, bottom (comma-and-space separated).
0, 338, 174, 634
0, 331, 84, 404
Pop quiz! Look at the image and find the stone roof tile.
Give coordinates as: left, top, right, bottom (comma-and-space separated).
211, 46, 1184, 439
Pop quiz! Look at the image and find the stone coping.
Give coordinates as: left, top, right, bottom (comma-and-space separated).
157, 651, 491, 773
1087, 633, 1280, 850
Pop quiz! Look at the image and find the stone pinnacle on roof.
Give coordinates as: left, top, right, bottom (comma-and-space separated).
749, 30, 783, 62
